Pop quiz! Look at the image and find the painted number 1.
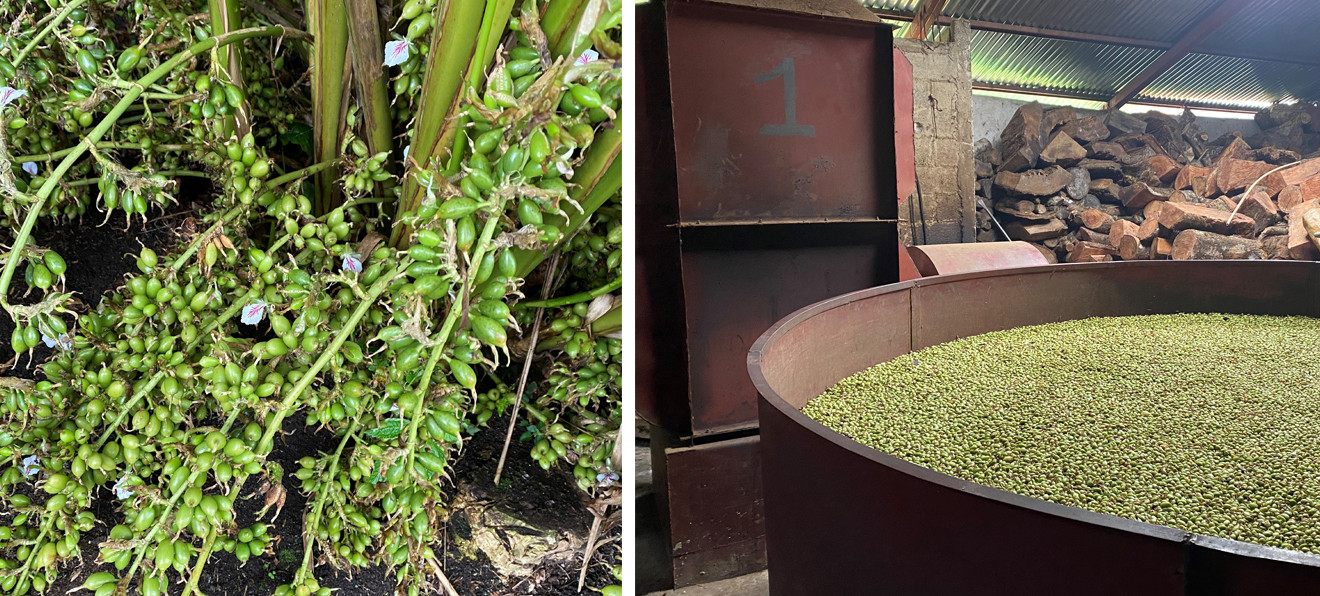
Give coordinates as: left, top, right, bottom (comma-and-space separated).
754, 57, 816, 137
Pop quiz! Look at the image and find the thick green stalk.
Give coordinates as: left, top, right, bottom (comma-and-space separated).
543, 0, 602, 59
589, 303, 620, 335
13, 142, 198, 163
519, 277, 619, 308
345, 0, 393, 173
394, 0, 491, 242
10, 0, 89, 69
0, 26, 296, 306
440, 0, 517, 176
208, 0, 247, 136
307, 0, 349, 214
404, 196, 511, 470
512, 126, 621, 278
268, 158, 339, 187
293, 422, 359, 584
180, 528, 219, 596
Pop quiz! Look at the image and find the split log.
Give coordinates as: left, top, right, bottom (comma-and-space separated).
1108, 219, 1140, 247
1118, 235, 1149, 260
1158, 202, 1256, 237
1042, 106, 1077, 135
1079, 209, 1115, 233
1175, 165, 1212, 191
1136, 217, 1161, 241
1004, 218, 1068, 241
1087, 141, 1128, 161
1067, 241, 1117, 263
1215, 158, 1286, 197
1080, 159, 1124, 180
1170, 230, 1263, 260
1142, 201, 1165, 220
1262, 234, 1291, 259
1147, 155, 1180, 183
1104, 110, 1147, 137
1306, 209, 1320, 256
1089, 178, 1122, 203
994, 166, 1073, 196
1285, 199, 1320, 260
1000, 103, 1043, 172
1076, 227, 1110, 244
1281, 157, 1320, 186
1059, 116, 1109, 143
1030, 243, 1060, 264
1039, 132, 1087, 166
1120, 182, 1173, 211
1233, 190, 1280, 236
1278, 185, 1304, 213
1302, 176, 1320, 201
1152, 237, 1173, 259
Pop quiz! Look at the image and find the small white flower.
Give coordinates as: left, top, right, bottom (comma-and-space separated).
241, 301, 267, 325
0, 86, 27, 109
342, 253, 363, 274
576, 49, 598, 66
21, 162, 37, 176
383, 40, 411, 67
113, 475, 135, 499
20, 455, 39, 478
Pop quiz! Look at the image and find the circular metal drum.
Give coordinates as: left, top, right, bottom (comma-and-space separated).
748, 261, 1320, 596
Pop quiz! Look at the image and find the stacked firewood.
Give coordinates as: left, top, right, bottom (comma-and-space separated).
974, 102, 1320, 262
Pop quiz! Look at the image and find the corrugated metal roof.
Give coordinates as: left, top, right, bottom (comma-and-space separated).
944, 0, 1219, 44
1138, 53, 1320, 110
863, 0, 1320, 110
971, 31, 1160, 98
1195, 0, 1320, 65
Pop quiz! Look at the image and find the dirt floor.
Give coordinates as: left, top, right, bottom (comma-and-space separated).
11, 207, 618, 595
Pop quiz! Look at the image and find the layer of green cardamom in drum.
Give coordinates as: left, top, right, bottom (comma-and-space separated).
803, 313, 1320, 554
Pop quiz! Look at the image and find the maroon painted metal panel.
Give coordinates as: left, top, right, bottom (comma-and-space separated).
894, 46, 915, 205
666, 2, 885, 222
664, 436, 766, 586
681, 226, 895, 435
749, 261, 1320, 595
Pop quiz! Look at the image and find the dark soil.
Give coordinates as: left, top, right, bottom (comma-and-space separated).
29, 212, 618, 595
0, 207, 186, 375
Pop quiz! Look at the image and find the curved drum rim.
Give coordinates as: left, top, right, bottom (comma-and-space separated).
747, 260, 1320, 569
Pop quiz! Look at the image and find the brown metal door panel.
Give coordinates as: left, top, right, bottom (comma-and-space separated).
680, 223, 896, 434
666, 3, 884, 223
665, 436, 767, 587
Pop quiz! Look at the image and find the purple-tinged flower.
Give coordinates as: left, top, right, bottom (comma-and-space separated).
342, 253, 363, 274
384, 40, 411, 67
241, 301, 267, 325
576, 50, 598, 66
21, 162, 37, 176
0, 87, 27, 109
20, 455, 39, 478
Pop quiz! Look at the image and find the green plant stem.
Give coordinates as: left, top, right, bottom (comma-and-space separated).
267, 158, 338, 187
589, 303, 620, 335
117, 411, 243, 589
519, 277, 618, 308
307, 0, 348, 214
10, 520, 51, 589
0, 25, 297, 309
404, 196, 510, 471
294, 421, 359, 584
67, 170, 208, 186
181, 527, 219, 596
13, 142, 198, 163
512, 127, 621, 278
10, 0, 89, 68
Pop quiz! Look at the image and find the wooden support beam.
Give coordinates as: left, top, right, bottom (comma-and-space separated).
1106, 0, 1254, 110
970, 82, 1259, 115
904, 0, 947, 40
871, 8, 1320, 68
